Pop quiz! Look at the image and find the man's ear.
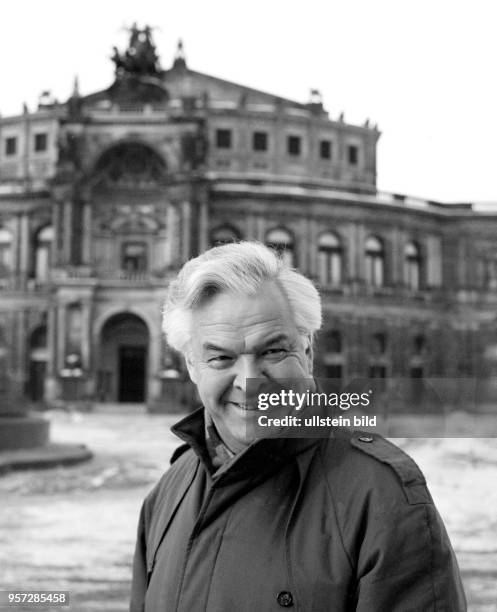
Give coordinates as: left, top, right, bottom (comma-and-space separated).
185, 351, 198, 385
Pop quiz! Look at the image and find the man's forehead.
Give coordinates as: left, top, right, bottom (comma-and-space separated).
193, 283, 294, 325
190, 285, 298, 350
194, 316, 294, 343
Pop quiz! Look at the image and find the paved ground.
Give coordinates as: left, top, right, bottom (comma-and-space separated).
0, 410, 496, 611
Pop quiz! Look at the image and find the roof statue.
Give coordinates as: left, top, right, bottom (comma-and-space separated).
307, 88, 324, 114
309, 89, 322, 105
109, 24, 168, 104
111, 23, 162, 78
172, 39, 187, 69
67, 75, 83, 120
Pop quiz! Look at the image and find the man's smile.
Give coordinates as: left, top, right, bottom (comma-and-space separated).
225, 400, 258, 412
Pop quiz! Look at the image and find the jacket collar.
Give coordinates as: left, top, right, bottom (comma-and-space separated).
171, 407, 318, 485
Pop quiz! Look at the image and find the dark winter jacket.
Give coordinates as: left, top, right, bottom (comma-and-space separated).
130, 408, 466, 611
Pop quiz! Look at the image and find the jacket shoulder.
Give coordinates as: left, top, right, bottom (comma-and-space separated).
319, 431, 432, 505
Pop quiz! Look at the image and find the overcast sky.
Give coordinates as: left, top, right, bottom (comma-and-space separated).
2, 0, 496, 202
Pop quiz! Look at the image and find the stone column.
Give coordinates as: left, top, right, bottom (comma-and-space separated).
19, 213, 30, 286
299, 218, 308, 273
344, 223, 356, 282
308, 218, 318, 277
63, 200, 73, 264
10, 215, 20, 281
426, 235, 442, 287
51, 201, 60, 266
246, 212, 256, 240
256, 215, 265, 242
198, 198, 209, 253
23, 113, 30, 185
181, 201, 191, 262
81, 300, 91, 370
357, 224, 366, 282
46, 306, 57, 378
147, 311, 162, 404
392, 227, 403, 286
82, 298, 95, 400
82, 202, 92, 265
165, 203, 176, 266
349, 223, 365, 283
15, 309, 28, 396
44, 303, 59, 402
57, 303, 66, 372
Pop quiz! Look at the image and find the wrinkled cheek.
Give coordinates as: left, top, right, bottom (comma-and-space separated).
198, 371, 233, 405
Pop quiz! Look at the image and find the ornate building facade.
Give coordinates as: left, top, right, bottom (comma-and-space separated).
0, 27, 496, 409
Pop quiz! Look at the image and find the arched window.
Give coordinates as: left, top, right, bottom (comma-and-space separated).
413, 334, 426, 355
369, 332, 388, 387
0, 228, 13, 276
266, 228, 294, 267
34, 226, 54, 281
365, 236, 384, 287
318, 232, 342, 286
210, 225, 241, 246
404, 241, 421, 290
371, 332, 387, 355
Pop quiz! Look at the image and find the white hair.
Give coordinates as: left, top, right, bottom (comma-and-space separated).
163, 241, 322, 353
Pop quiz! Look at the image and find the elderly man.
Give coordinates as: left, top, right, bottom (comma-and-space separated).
130, 241, 466, 611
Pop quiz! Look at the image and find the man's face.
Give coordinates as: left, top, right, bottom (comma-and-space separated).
186, 281, 313, 452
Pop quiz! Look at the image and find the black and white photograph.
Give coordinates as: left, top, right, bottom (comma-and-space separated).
0, 1, 495, 610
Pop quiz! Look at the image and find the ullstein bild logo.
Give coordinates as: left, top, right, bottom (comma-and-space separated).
256, 414, 377, 428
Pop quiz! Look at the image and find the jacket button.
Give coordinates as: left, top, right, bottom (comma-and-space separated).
358, 435, 373, 443
277, 591, 294, 607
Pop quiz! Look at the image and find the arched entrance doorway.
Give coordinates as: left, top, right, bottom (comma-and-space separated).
98, 313, 149, 402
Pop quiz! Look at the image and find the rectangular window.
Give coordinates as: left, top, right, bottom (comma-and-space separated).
122, 242, 148, 272
324, 364, 342, 380
5, 137, 17, 156
253, 131, 268, 151
215, 129, 232, 149
320, 140, 332, 160
369, 364, 386, 392
34, 133, 48, 152
348, 144, 359, 165
287, 135, 301, 156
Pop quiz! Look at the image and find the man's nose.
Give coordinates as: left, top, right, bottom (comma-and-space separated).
232, 354, 263, 391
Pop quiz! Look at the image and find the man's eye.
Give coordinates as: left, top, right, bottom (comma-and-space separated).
207, 355, 233, 368
263, 348, 288, 359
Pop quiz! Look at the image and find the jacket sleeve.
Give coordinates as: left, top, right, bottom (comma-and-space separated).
355, 500, 467, 611
326, 436, 467, 611
129, 500, 149, 612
